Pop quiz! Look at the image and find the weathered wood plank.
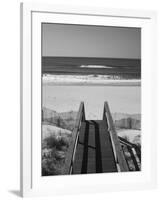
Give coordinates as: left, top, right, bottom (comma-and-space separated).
103, 102, 129, 172
64, 102, 85, 174
96, 120, 117, 173
73, 120, 118, 174
87, 121, 96, 173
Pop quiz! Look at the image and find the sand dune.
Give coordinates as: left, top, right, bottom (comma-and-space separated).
42, 125, 72, 139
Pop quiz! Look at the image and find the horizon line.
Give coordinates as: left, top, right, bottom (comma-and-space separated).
42, 56, 141, 60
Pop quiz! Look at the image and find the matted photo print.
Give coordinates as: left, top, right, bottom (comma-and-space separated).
41, 23, 141, 176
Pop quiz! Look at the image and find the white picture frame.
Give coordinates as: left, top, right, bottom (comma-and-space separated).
20, 2, 157, 197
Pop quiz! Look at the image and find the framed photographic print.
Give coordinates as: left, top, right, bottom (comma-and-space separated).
20, 2, 157, 197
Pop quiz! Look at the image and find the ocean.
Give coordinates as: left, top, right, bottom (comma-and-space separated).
42, 57, 141, 118
42, 57, 141, 80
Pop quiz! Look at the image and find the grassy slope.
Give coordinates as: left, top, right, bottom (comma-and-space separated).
42, 108, 77, 176
42, 125, 74, 176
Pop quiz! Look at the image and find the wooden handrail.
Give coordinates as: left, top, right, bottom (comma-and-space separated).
119, 136, 138, 148
64, 102, 85, 174
103, 102, 129, 172
119, 136, 141, 164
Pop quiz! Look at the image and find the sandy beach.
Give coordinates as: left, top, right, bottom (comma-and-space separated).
42, 84, 141, 120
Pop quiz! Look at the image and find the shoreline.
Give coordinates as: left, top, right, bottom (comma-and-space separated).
43, 75, 141, 86
43, 82, 141, 86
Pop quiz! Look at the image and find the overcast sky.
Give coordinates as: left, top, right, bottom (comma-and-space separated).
42, 23, 141, 59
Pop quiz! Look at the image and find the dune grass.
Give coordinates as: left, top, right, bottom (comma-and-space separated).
42, 128, 73, 176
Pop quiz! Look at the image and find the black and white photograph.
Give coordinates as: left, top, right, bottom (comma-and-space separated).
41, 23, 141, 176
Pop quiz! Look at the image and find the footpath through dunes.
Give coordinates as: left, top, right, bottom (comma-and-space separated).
65, 101, 141, 175
72, 120, 117, 174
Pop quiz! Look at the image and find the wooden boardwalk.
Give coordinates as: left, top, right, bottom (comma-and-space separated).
66, 102, 141, 175
72, 120, 117, 174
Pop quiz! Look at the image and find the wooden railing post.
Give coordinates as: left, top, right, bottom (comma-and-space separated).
103, 101, 129, 172
64, 102, 85, 174
81, 102, 85, 122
